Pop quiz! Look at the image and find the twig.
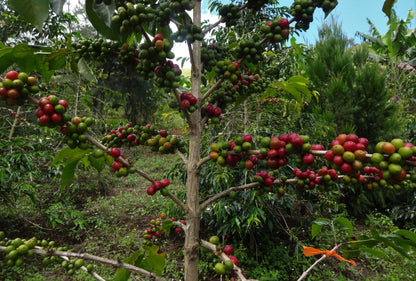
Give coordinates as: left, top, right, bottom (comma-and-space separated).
297, 243, 343, 281
0, 246, 165, 281
18, 215, 54, 231
175, 148, 188, 165
85, 133, 155, 183
200, 78, 223, 103
200, 182, 259, 210
8, 106, 21, 140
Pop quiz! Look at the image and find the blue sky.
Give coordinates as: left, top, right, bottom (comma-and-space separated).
201, 0, 415, 45
279, 0, 415, 45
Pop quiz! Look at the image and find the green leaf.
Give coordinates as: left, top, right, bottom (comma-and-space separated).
393, 229, 416, 244
334, 217, 353, 237
371, 229, 410, 258
78, 58, 97, 82
0, 47, 15, 73
136, 245, 166, 277
7, 0, 49, 31
114, 249, 145, 281
88, 155, 105, 172
360, 247, 390, 260
13, 43, 37, 73
348, 238, 379, 249
51, 147, 92, 189
45, 48, 69, 70
382, 0, 397, 20
340, 248, 361, 260
311, 218, 331, 239
85, 0, 120, 40
161, 219, 174, 236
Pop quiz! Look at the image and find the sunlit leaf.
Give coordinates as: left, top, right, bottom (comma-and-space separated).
0, 47, 16, 73
114, 249, 145, 281
161, 219, 174, 236
136, 245, 166, 277
78, 58, 97, 82
382, 0, 397, 20
51, 147, 92, 189
85, 0, 119, 40
8, 0, 49, 31
335, 217, 353, 237
311, 218, 331, 239
360, 247, 390, 260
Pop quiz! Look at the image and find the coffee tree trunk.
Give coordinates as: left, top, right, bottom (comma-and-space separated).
183, 1, 202, 281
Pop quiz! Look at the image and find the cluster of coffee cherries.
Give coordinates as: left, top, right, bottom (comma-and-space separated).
71, 38, 121, 63
111, 2, 156, 35
205, 103, 223, 124
146, 178, 171, 196
61, 116, 94, 150
315, 0, 338, 16
324, 134, 369, 176
246, 0, 271, 10
108, 147, 136, 177
234, 37, 263, 64
0, 232, 93, 275
145, 129, 183, 154
60, 257, 92, 276
290, 0, 338, 31
179, 92, 197, 113
207, 73, 263, 112
261, 18, 290, 44
102, 124, 141, 148
253, 170, 275, 189
35, 95, 70, 127
293, 168, 321, 190
143, 213, 185, 242
218, 4, 241, 27
1, 233, 37, 267
152, 60, 182, 89
209, 235, 239, 276
172, 23, 203, 43
201, 42, 228, 73
0, 71, 39, 106
209, 135, 253, 167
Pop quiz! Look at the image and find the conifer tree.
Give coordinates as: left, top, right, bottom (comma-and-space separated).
304, 21, 401, 143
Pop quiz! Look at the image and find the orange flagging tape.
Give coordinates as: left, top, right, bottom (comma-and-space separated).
302, 246, 357, 266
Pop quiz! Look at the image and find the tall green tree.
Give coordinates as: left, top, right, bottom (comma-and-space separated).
303, 21, 401, 144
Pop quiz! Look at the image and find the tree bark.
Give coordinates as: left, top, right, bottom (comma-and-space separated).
183, 1, 202, 281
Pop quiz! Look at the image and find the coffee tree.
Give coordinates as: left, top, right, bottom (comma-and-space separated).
1, 0, 416, 281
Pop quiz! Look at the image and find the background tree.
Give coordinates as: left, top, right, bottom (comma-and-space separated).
303, 21, 401, 144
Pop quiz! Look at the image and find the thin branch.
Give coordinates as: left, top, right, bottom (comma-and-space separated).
0, 246, 165, 281
140, 24, 152, 44
297, 243, 343, 281
85, 133, 155, 183
18, 214, 54, 231
202, 17, 224, 36
166, 188, 188, 212
200, 182, 258, 210
8, 106, 21, 140
200, 78, 223, 103
175, 148, 188, 165
197, 155, 211, 168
